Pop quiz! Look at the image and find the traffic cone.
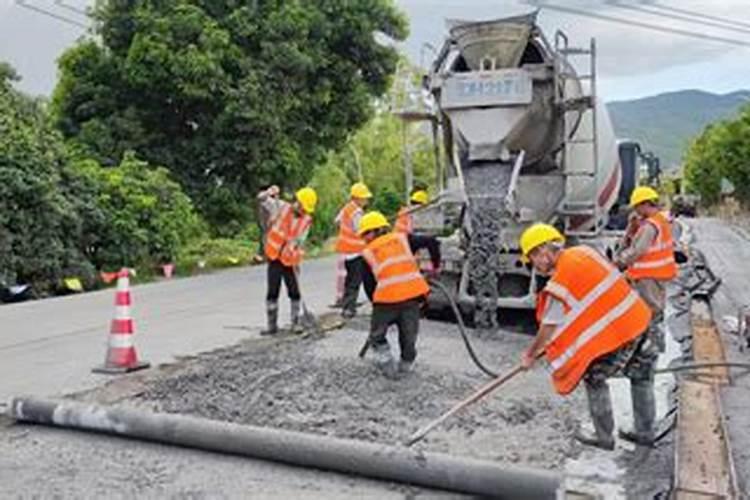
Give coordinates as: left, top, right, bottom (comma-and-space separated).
93, 268, 150, 374
161, 263, 174, 279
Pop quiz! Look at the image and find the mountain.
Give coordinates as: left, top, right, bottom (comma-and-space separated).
607, 89, 750, 169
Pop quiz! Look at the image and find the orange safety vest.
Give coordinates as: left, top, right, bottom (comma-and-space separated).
264, 203, 311, 267
362, 232, 430, 304
626, 212, 678, 281
335, 201, 366, 254
394, 206, 413, 234
539, 246, 652, 395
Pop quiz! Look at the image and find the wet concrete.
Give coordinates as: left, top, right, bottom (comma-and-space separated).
1, 317, 585, 498
1, 258, 698, 497
132, 318, 585, 470
690, 217, 750, 494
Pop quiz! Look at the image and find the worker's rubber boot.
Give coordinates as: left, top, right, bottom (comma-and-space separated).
372, 342, 397, 379
329, 298, 344, 309
398, 360, 414, 377
619, 378, 656, 447
260, 301, 279, 336
577, 381, 616, 450
290, 300, 304, 335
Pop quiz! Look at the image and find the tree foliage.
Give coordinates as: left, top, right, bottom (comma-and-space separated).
0, 80, 94, 293
69, 153, 206, 269
308, 110, 436, 244
52, 0, 408, 231
684, 105, 750, 207
1, 61, 206, 294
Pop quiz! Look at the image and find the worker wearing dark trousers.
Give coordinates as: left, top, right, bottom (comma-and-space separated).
335, 183, 372, 318
259, 185, 317, 335
519, 223, 653, 451
265, 259, 302, 333
613, 186, 677, 446
358, 211, 441, 378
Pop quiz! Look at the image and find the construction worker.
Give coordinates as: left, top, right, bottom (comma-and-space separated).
612, 186, 677, 444
395, 189, 437, 274
258, 185, 317, 335
253, 184, 277, 264
615, 186, 677, 348
358, 211, 441, 378
394, 189, 429, 234
519, 223, 656, 450
335, 182, 372, 318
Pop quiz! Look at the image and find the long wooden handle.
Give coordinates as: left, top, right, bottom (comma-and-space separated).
404, 364, 525, 447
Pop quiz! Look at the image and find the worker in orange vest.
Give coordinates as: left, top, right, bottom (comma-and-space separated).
335, 182, 372, 318
394, 189, 429, 234
613, 186, 676, 445
395, 189, 439, 274
615, 187, 677, 352
519, 223, 656, 450
257, 185, 318, 335
358, 211, 441, 378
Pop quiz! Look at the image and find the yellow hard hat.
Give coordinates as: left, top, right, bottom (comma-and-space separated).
629, 186, 659, 207
519, 223, 565, 261
358, 211, 390, 235
410, 190, 429, 205
295, 187, 318, 214
350, 182, 373, 199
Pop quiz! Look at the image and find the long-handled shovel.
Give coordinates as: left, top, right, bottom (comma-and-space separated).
292, 266, 322, 336
404, 353, 542, 447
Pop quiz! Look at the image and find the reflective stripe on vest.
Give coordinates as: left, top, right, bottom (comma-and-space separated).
395, 207, 413, 234
264, 204, 311, 267
541, 246, 652, 395
335, 201, 366, 254
362, 232, 430, 304
627, 212, 678, 281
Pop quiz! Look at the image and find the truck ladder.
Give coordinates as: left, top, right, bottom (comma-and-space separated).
554, 31, 600, 238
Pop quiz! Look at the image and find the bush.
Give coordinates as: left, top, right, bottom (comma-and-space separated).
68, 152, 207, 269
176, 238, 256, 273
0, 83, 96, 294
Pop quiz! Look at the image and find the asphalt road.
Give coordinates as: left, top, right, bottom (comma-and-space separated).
0, 257, 339, 403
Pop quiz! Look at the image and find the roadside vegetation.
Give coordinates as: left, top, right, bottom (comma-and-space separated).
0, 1, 438, 299
683, 103, 750, 208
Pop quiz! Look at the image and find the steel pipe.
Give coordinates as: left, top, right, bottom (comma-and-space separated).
10, 397, 562, 499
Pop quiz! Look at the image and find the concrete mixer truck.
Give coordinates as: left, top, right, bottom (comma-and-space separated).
399, 12, 636, 329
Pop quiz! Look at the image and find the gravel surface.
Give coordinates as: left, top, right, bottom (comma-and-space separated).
1, 282, 691, 498
134, 319, 584, 468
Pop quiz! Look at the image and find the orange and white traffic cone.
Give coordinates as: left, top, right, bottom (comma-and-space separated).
93, 268, 150, 374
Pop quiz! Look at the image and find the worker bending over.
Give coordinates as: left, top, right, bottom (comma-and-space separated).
358, 211, 441, 378
395, 189, 429, 234
258, 185, 317, 335
335, 182, 372, 318
519, 224, 655, 450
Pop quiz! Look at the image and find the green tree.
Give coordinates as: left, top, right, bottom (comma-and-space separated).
684, 105, 750, 207
68, 152, 206, 269
0, 71, 94, 294
52, 0, 408, 232
308, 110, 436, 243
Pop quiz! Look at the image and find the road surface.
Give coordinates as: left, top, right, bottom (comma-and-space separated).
0, 257, 339, 402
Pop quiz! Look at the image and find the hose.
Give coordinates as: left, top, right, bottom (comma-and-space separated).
427, 278, 501, 377
655, 361, 750, 375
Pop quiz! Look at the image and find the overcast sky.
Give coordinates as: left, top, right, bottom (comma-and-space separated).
1, 0, 748, 101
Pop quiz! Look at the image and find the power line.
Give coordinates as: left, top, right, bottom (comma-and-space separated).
608, 1, 750, 36
15, 0, 89, 28
55, 0, 90, 18
528, 1, 750, 48
650, 1, 750, 31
